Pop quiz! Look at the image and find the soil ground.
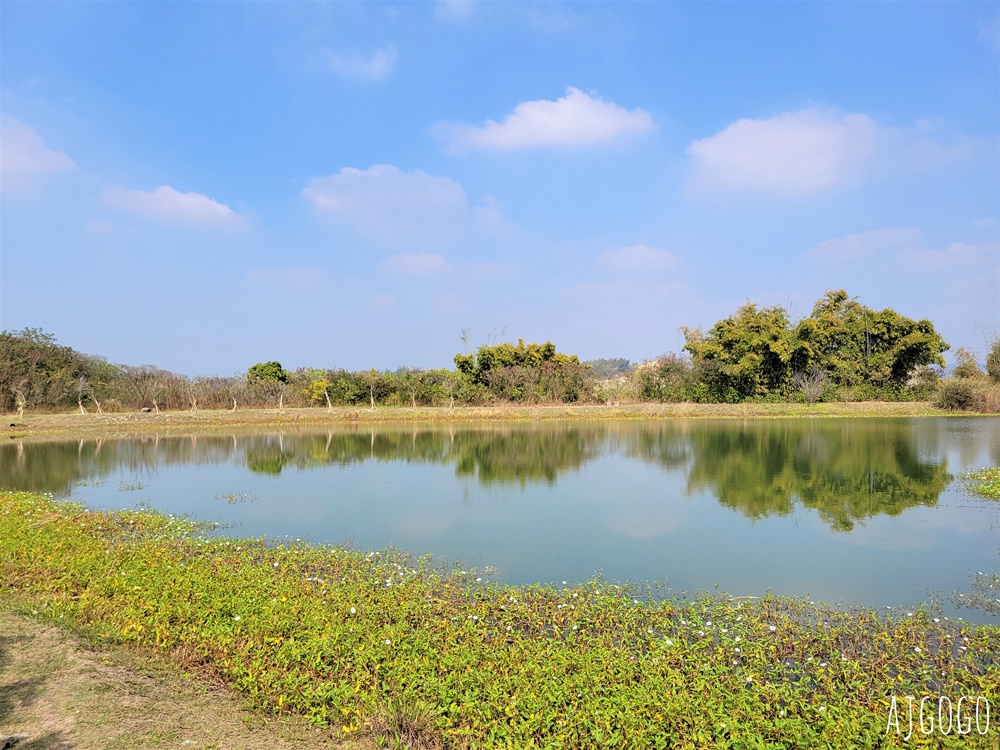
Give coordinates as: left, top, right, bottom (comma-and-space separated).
0, 610, 368, 750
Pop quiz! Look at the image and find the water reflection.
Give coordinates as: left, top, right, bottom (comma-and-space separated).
685, 421, 951, 531
0, 420, 979, 533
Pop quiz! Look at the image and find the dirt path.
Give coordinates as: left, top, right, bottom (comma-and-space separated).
0, 611, 365, 750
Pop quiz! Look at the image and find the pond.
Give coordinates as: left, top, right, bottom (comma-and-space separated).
3, 417, 999, 621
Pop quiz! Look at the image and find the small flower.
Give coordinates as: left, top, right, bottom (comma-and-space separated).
385, 639, 392, 645
665, 639, 673, 645
768, 625, 776, 632
350, 607, 356, 614
914, 647, 922, 653
234, 615, 241, 621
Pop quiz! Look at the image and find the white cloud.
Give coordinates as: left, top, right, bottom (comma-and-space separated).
303, 164, 503, 247
435, 0, 475, 24
382, 252, 450, 274
84, 219, 136, 236
464, 261, 511, 280
806, 229, 998, 273
806, 228, 924, 263
244, 266, 331, 290
0, 115, 75, 193
907, 241, 999, 271
687, 108, 878, 196
601, 244, 681, 273
979, 14, 1000, 52
368, 293, 398, 311
102, 185, 245, 228
471, 195, 508, 233
324, 45, 397, 81
434, 87, 654, 152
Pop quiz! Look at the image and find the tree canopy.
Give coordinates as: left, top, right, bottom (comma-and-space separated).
682, 290, 949, 401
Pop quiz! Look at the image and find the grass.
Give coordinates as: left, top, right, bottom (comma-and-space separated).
961, 468, 1000, 501
1, 490, 998, 748
2, 401, 959, 439
0, 609, 360, 749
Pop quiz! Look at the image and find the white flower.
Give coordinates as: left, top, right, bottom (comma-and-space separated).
769, 625, 776, 632
914, 647, 922, 653
350, 607, 356, 614
234, 615, 241, 621
665, 639, 673, 645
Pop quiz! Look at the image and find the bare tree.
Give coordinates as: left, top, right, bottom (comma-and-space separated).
12, 384, 27, 419
75, 376, 92, 414
793, 368, 829, 405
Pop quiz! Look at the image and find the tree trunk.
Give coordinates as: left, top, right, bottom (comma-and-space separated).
232, 397, 237, 411
78, 397, 87, 415
324, 389, 333, 413
370, 383, 375, 411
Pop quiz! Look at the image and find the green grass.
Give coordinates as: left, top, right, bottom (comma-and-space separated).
961, 468, 1000, 501
1, 490, 997, 749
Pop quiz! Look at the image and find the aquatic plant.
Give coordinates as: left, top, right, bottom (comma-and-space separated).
1, 490, 997, 748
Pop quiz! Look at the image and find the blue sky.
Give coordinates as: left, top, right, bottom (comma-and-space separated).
1, 1, 998, 376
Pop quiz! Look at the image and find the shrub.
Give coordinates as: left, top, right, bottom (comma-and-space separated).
987, 338, 1000, 384
937, 379, 975, 410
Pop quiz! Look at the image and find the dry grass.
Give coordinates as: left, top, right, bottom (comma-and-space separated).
2, 401, 953, 440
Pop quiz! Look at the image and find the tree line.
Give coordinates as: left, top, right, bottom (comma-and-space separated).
3, 290, 998, 415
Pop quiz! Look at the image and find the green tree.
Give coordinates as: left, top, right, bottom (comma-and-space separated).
987, 337, 1000, 384
793, 291, 948, 390
247, 361, 288, 410
681, 303, 798, 401
952, 347, 984, 380
247, 361, 288, 385
453, 338, 590, 403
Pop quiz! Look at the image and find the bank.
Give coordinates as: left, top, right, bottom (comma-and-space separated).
2, 401, 960, 440
1, 490, 997, 748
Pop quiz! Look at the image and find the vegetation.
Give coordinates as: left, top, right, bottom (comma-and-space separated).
2, 490, 997, 749
5, 290, 997, 415
960, 468, 1000, 501
681, 290, 949, 403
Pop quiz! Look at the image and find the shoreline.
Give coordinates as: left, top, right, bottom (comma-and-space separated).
2, 401, 964, 439
1, 490, 997, 748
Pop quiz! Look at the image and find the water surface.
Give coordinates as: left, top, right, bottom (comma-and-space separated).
4, 417, 998, 620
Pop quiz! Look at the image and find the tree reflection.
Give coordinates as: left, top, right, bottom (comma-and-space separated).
0, 421, 960, 531
686, 420, 951, 531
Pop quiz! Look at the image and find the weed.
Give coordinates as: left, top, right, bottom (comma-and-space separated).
1, 490, 997, 749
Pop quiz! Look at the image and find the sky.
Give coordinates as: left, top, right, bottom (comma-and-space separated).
1, 1, 998, 377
